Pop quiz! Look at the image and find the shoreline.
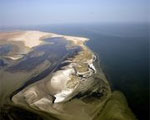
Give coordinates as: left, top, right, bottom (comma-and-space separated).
0, 30, 137, 120
0, 30, 89, 48
8, 31, 109, 105
0, 30, 99, 104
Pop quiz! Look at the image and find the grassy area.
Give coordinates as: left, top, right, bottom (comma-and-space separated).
66, 75, 79, 88
94, 91, 137, 120
76, 63, 89, 73
73, 48, 93, 73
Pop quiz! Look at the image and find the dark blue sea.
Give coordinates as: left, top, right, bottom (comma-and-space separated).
1, 23, 149, 120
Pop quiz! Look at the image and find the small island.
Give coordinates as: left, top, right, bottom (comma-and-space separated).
0, 31, 136, 120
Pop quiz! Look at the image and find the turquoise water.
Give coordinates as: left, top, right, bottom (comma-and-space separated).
1, 23, 149, 120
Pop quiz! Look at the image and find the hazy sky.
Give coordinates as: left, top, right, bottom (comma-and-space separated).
0, 0, 149, 26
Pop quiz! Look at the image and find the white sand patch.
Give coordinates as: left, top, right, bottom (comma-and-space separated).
32, 97, 52, 106
4, 55, 23, 60
49, 68, 75, 92
9, 31, 50, 48
63, 36, 89, 47
23, 87, 38, 104
64, 36, 89, 42
54, 89, 73, 103
1, 30, 89, 48
89, 63, 96, 73
88, 55, 97, 73
48, 66, 79, 103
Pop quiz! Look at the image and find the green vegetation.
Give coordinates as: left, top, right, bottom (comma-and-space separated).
94, 91, 137, 120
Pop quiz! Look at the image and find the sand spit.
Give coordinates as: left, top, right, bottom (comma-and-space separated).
0, 30, 89, 65
0, 31, 89, 48
0, 31, 50, 48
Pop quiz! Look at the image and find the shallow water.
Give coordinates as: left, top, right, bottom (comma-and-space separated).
9, 37, 82, 98
0, 44, 12, 56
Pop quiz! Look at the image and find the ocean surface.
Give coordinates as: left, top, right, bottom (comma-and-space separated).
1, 23, 149, 120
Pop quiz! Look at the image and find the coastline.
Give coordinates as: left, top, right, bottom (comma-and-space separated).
9, 31, 100, 104
0, 30, 136, 120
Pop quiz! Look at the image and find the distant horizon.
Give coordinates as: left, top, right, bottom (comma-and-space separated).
0, 21, 149, 28
0, 0, 149, 26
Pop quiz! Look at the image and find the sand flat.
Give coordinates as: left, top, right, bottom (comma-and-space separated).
0, 31, 89, 48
